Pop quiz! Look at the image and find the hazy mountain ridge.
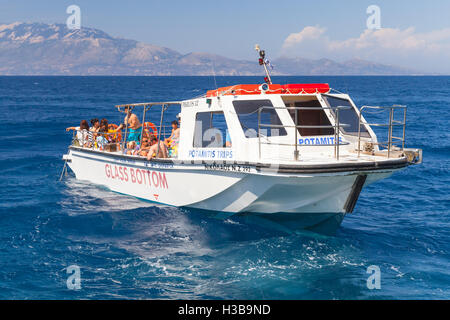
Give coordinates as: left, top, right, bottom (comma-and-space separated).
0, 22, 421, 75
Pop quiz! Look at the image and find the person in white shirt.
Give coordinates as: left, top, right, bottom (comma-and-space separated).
66, 120, 90, 147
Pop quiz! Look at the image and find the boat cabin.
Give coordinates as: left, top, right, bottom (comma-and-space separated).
174, 83, 386, 164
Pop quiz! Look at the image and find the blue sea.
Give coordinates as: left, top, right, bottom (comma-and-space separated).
0, 76, 448, 299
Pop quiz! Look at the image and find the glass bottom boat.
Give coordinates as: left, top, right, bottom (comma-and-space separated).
63, 81, 422, 233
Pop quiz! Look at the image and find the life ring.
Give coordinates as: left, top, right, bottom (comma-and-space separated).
144, 122, 158, 137
108, 124, 122, 142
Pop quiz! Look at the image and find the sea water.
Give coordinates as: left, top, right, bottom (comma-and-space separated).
0, 76, 448, 299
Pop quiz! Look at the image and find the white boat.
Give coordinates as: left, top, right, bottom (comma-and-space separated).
62, 48, 422, 233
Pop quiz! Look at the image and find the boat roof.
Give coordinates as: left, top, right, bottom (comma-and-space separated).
206, 83, 330, 97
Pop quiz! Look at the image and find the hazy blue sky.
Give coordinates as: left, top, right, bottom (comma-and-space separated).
1, 0, 450, 72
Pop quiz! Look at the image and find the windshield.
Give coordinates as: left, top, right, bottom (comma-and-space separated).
232, 100, 287, 138
321, 95, 369, 136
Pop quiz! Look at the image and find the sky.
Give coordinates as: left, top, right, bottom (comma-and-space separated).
1, 0, 450, 72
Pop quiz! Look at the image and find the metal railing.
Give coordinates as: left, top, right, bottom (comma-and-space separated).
70, 130, 122, 151
69, 125, 175, 154
257, 105, 351, 160
116, 102, 179, 152
67, 100, 181, 160
357, 105, 407, 158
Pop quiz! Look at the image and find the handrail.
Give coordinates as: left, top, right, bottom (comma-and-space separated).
68, 125, 175, 151
68, 129, 122, 150
116, 102, 180, 150
257, 105, 352, 160
357, 105, 407, 158
115, 101, 181, 110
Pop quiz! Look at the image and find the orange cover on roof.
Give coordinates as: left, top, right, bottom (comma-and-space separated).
206, 83, 330, 97
282, 83, 330, 94
207, 84, 259, 97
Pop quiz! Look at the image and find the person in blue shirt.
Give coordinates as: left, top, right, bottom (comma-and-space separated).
123, 114, 144, 150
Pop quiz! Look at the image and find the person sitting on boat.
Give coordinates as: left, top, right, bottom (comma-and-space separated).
136, 137, 152, 157
66, 120, 91, 147
146, 135, 168, 160
96, 125, 109, 150
125, 141, 140, 155
98, 118, 109, 137
90, 118, 100, 133
164, 120, 180, 157
164, 120, 180, 146
99, 118, 117, 148
102, 120, 121, 144
88, 118, 100, 146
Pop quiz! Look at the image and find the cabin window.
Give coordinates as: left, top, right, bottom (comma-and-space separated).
286, 99, 334, 136
321, 95, 369, 136
232, 100, 287, 138
193, 111, 230, 148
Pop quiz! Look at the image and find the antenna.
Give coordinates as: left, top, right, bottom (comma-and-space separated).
255, 44, 272, 84
211, 60, 218, 90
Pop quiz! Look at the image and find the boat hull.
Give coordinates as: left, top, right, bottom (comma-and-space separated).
64, 147, 405, 231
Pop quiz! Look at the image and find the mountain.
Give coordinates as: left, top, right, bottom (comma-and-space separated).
273, 57, 418, 75
0, 22, 421, 75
